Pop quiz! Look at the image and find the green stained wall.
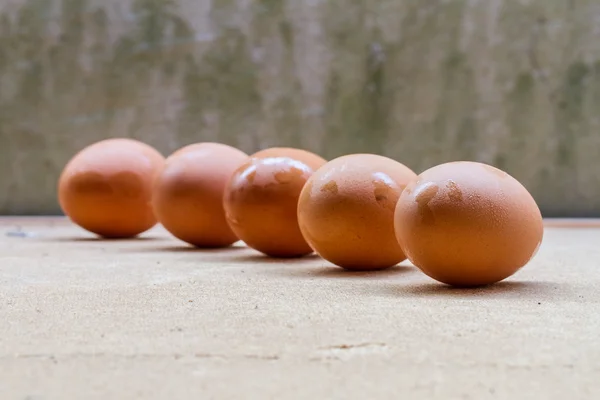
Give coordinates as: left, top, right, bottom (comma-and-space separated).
0, 0, 599, 216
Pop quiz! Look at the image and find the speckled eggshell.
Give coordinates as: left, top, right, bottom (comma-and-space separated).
152, 143, 249, 248
58, 138, 165, 238
297, 154, 417, 270
394, 161, 544, 287
223, 148, 327, 258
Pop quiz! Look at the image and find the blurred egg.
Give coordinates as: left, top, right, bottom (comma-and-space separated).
58, 138, 165, 238
297, 154, 417, 270
394, 161, 544, 287
152, 143, 248, 248
252, 148, 326, 167
223, 148, 327, 257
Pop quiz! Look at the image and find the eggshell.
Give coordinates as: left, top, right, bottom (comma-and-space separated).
58, 138, 165, 238
223, 148, 327, 257
152, 143, 248, 248
252, 147, 326, 170
394, 161, 544, 287
297, 154, 417, 270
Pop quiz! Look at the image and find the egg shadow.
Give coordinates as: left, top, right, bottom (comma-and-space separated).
45, 236, 162, 243
149, 245, 248, 254
307, 265, 415, 279
258, 258, 417, 279
310, 259, 414, 277
380, 280, 570, 301
229, 252, 323, 265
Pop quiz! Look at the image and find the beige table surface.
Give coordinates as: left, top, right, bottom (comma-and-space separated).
0, 217, 598, 399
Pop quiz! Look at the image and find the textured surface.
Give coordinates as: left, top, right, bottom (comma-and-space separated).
1, 0, 600, 215
0, 217, 599, 399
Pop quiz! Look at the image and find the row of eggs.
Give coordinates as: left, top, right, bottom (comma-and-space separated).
58, 138, 543, 287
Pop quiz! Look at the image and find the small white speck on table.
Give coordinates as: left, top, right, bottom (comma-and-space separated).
0, 217, 598, 400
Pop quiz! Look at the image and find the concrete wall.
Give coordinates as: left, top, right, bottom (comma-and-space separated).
0, 0, 598, 216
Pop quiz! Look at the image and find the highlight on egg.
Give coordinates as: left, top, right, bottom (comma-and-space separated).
223, 147, 327, 258
152, 142, 249, 248
394, 161, 544, 287
297, 153, 417, 270
58, 138, 165, 238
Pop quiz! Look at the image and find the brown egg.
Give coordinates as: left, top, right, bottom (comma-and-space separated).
297, 154, 417, 270
223, 148, 327, 257
58, 138, 165, 238
394, 161, 544, 287
152, 143, 248, 248
251, 147, 326, 170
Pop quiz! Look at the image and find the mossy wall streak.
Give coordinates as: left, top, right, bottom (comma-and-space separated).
0, 0, 599, 216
